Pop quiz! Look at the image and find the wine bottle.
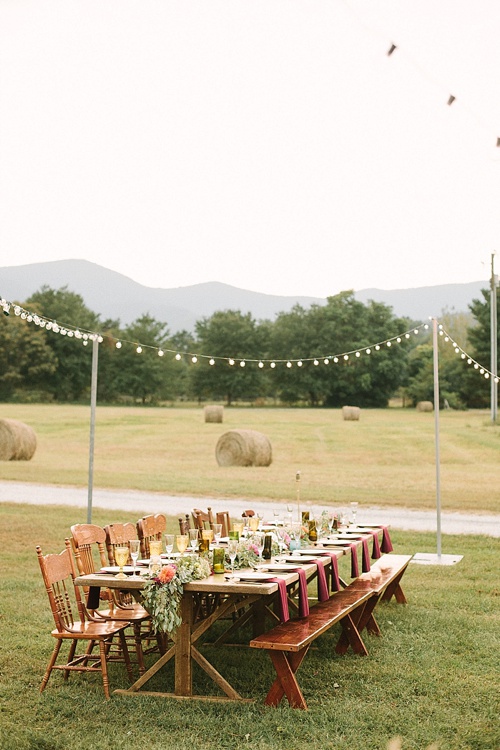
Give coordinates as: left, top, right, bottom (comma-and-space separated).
262, 533, 273, 560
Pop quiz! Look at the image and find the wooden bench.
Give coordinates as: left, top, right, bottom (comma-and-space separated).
335, 553, 412, 652
249, 583, 375, 709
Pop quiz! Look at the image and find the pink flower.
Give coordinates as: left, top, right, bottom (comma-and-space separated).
156, 565, 176, 584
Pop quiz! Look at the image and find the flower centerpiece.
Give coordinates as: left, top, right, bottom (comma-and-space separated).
141, 555, 211, 634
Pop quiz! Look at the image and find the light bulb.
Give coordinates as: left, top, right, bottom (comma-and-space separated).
136, 346, 142, 354
270, 362, 276, 368
229, 359, 235, 366
286, 361, 292, 368
313, 359, 319, 366
387, 341, 391, 347
175, 353, 181, 360
158, 349, 164, 357
297, 360, 303, 367
324, 358, 329, 365
258, 361, 264, 368
209, 358, 215, 366
240, 360, 246, 367
191, 356, 197, 363
366, 349, 371, 355
343, 354, 348, 361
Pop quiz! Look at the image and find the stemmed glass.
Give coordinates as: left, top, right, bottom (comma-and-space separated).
129, 539, 141, 578
164, 534, 174, 560
257, 512, 264, 531
350, 502, 358, 525
114, 546, 129, 579
276, 525, 288, 562
189, 528, 199, 554
176, 534, 188, 554
227, 539, 238, 579
253, 532, 265, 568
212, 523, 222, 546
291, 522, 302, 552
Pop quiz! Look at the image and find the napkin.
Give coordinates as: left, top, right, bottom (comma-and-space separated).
314, 559, 329, 602
87, 586, 101, 610
349, 543, 360, 578
297, 568, 309, 617
361, 538, 371, 573
269, 577, 290, 623
320, 551, 341, 592
380, 526, 394, 553
371, 531, 382, 559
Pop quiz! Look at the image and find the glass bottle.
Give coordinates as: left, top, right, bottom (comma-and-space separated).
262, 533, 273, 560
308, 519, 318, 542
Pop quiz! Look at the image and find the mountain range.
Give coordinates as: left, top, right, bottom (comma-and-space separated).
0, 259, 487, 332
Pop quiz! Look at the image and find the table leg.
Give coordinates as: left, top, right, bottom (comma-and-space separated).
175, 593, 193, 696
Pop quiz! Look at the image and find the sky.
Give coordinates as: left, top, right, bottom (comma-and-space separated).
1, 0, 499, 299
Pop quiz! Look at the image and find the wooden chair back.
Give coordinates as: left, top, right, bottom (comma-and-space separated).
37, 539, 85, 632
178, 514, 191, 534
136, 514, 166, 558
242, 509, 255, 517
216, 511, 230, 537
191, 507, 214, 531
70, 523, 108, 574
104, 522, 138, 565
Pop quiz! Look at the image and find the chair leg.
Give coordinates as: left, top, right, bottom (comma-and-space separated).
64, 639, 78, 680
40, 640, 62, 693
132, 623, 146, 674
118, 630, 134, 683
98, 639, 111, 699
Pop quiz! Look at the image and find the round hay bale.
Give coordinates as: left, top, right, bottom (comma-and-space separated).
0, 419, 37, 461
342, 406, 360, 421
204, 405, 224, 423
215, 429, 272, 467
416, 401, 434, 412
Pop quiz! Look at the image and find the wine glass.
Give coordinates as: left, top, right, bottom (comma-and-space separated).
149, 539, 162, 575
212, 523, 222, 546
350, 502, 358, 525
291, 521, 302, 552
114, 546, 129, 579
164, 534, 174, 560
253, 532, 265, 568
176, 534, 188, 554
189, 528, 199, 554
276, 525, 288, 562
227, 539, 238, 579
129, 539, 141, 578
257, 512, 264, 531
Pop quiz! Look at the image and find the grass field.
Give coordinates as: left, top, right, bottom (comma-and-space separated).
0, 502, 498, 750
0, 404, 499, 513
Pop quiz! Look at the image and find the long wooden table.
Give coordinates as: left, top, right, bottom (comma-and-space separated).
74, 525, 391, 703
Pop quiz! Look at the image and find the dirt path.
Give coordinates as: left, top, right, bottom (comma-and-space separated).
1, 480, 498, 537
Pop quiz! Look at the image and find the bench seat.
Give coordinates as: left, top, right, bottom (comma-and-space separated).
250, 583, 375, 709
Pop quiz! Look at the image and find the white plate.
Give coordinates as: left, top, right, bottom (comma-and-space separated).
284, 555, 319, 563
264, 564, 301, 572
160, 552, 181, 559
99, 566, 136, 575
298, 548, 331, 555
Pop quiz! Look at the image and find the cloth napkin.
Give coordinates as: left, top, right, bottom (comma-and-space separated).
296, 568, 309, 617
269, 577, 290, 623
313, 559, 329, 601
319, 551, 341, 592
361, 538, 371, 573
380, 526, 394, 553
371, 530, 382, 559
349, 543, 360, 578
87, 586, 101, 610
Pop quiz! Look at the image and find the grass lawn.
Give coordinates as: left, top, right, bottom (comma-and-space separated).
0, 404, 499, 513
0, 503, 498, 750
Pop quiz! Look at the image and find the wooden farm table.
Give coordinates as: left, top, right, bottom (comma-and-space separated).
74, 555, 335, 703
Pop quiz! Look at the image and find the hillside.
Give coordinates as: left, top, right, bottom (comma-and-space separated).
0, 259, 485, 332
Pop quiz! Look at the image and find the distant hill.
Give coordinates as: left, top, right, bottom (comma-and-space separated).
0, 259, 486, 332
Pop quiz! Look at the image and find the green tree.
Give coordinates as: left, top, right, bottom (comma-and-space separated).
190, 311, 269, 405
26, 286, 103, 401
107, 315, 177, 404
0, 305, 57, 401
462, 288, 499, 407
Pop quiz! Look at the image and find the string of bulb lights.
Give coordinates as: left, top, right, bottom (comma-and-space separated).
1, 294, 497, 381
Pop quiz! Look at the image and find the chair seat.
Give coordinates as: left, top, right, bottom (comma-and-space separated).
51, 619, 129, 639
96, 604, 150, 622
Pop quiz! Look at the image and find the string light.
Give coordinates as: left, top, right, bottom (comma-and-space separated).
2, 294, 495, 383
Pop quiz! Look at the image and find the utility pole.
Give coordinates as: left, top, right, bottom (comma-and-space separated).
491, 253, 498, 423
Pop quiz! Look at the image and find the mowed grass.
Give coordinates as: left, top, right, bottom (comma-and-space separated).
0, 404, 500, 513
0, 503, 499, 750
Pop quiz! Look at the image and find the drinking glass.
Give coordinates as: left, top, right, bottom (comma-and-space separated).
176, 534, 188, 554
149, 539, 162, 575
253, 532, 265, 567
114, 546, 129, 579
212, 523, 223, 545
164, 534, 174, 560
227, 539, 238, 578
129, 539, 141, 578
232, 521, 244, 538
291, 522, 302, 551
189, 528, 199, 554
350, 502, 358, 525
276, 526, 288, 562
249, 516, 260, 532
257, 512, 264, 531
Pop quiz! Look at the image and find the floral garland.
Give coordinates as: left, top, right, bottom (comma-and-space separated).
141, 555, 211, 634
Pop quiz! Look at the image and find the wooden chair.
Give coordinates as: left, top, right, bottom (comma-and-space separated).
242, 509, 255, 517
36, 539, 133, 699
136, 514, 167, 559
178, 514, 191, 534
104, 522, 138, 565
71, 523, 154, 674
215, 511, 230, 537
191, 507, 214, 531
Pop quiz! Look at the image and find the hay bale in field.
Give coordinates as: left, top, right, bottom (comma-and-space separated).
416, 401, 434, 412
342, 406, 360, 421
215, 429, 272, 467
204, 405, 224, 423
0, 419, 37, 461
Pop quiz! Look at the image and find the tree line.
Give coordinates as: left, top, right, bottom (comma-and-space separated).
0, 285, 496, 408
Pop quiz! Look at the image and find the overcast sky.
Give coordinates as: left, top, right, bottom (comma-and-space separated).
1, 0, 499, 298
